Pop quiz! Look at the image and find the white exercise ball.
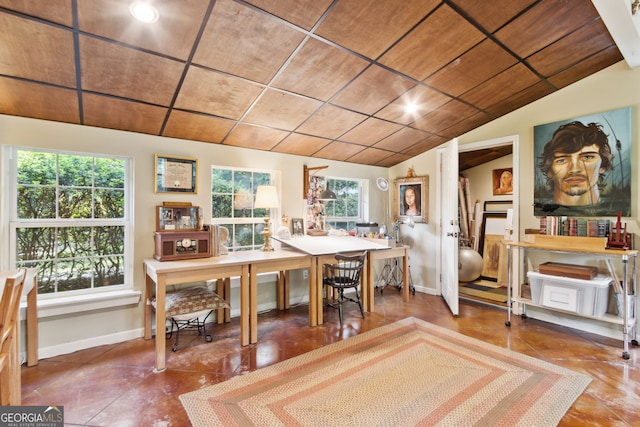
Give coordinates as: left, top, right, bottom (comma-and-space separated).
458, 248, 483, 282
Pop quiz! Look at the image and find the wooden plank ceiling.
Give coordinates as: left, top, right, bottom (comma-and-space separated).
0, 0, 622, 167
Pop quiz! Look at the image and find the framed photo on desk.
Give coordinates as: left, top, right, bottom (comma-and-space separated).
291, 218, 304, 236
155, 154, 197, 193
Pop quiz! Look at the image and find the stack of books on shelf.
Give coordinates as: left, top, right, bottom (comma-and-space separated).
539, 216, 610, 237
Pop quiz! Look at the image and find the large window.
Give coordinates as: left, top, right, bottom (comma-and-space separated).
211, 167, 276, 251
9, 148, 130, 296
324, 177, 363, 231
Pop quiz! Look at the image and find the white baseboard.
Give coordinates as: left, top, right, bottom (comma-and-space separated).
31, 328, 145, 362
413, 285, 433, 295
25, 289, 426, 363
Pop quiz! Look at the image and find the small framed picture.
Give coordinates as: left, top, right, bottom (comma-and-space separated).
156, 204, 199, 232
478, 212, 508, 282
155, 154, 197, 193
291, 218, 304, 236
492, 168, 513, 195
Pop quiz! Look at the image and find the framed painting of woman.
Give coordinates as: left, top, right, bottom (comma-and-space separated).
394, 176, 428, 223
493, 168, 513, 195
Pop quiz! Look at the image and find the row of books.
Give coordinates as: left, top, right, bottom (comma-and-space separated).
539, 216, 610, 237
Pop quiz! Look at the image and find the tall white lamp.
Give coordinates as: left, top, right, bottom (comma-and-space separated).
254, 185, 279, 251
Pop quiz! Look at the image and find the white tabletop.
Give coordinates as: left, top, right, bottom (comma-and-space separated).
273, 235, 391, 256
231, 248, 311, 263
143, 255, 248, 274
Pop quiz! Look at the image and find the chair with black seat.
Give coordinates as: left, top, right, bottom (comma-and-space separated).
323, 252, 366, 326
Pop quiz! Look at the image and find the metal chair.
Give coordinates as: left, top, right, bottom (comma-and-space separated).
152, 285, 229, 352
323, 252, 366, 326
0, 268, 26, 405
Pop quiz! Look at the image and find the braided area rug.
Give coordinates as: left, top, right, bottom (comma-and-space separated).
180, 317, 590, 426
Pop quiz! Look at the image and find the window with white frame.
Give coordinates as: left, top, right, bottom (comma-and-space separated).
211, 167, 276, 251
323, 177, 363, 231
9, 148, 131, 296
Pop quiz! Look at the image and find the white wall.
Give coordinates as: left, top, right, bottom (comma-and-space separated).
387, 155, 440, 294
0, 115, 387, 358
392, 60, 640, 338
462, 154, 513, 209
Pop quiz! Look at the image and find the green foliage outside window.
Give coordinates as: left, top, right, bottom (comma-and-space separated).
324, 178, 361, 231
211, 167, 273, 251
13, 150, 128, 294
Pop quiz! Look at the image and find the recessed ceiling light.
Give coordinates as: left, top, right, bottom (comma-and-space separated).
129, 1, 159, 23
404, 103, 419, 114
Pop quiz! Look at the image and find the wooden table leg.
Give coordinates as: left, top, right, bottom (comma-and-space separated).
362, 257, 368, 311
402, 250, 409, 302
154, 275, 166, 372
12, 305, 22, 404
316, 258, 324, 325
283, 271, 290, 309
224, 278, 231, 322
309, 258, 317, 326
364, 254, 374, 312
277, 272, 284, 310
215, 278, 231, 324
250, 265, 258, 344
240, 265, 250, 346
276, 271, 292, 311
144, 273, 153, 340
26, 277, 38, 367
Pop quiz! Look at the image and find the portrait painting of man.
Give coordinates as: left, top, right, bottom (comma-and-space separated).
533, 107, 631, 217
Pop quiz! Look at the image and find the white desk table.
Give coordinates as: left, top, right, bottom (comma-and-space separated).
144, 256, 248, 372
144, 239, 402, 370
144, 250, 312, 371
232, 250, 312, 343
274, 236, 396, 325
367, 244, 410, 310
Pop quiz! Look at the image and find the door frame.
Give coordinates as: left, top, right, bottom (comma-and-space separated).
436, 134, 520, 304
459, 134, 520, 247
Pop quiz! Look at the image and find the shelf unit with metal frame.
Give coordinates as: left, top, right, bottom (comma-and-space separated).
505, 235, 638, 359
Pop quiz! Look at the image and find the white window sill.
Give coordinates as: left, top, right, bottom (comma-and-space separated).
21, 290, 142, 319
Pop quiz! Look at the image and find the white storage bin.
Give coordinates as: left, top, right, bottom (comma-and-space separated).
527, 270, 611, 317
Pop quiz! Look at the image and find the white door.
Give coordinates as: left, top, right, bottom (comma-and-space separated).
438, 138, 459, 315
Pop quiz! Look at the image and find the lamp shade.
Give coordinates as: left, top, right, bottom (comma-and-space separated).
319, 189, 337, 200
254, 185, 279, 209
234, 193, 253, 210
